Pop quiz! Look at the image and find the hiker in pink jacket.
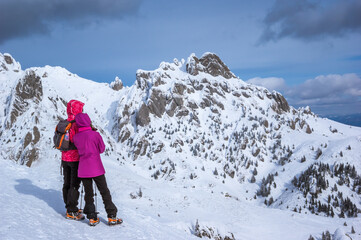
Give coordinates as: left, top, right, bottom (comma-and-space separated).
62, 99, 85, 221
73, 113, 122, 226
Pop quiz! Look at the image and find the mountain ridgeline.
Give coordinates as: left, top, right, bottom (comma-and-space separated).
1, 52, 360, 220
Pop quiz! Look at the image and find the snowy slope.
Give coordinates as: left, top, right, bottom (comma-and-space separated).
1, 152, 360, 240
0, 52, 361, 240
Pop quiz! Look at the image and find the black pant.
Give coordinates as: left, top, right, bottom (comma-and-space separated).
62, 161, 81, 213
81, 174, 117, 219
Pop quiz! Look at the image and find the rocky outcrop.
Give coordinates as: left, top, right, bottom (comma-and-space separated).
7, 70, 43, 129
136, 103, 150, 127
4, 55, 13, 65
193, 221, 236, 240
271, 91, 290, 114
173, 83, 186, 95
136, 71, 151, 90
21, 126, 41, 167
2, 69, 43, 167
110, 76, 123, 91
133, 138, 149, 160
1, 53, 21, 72
186, 53, 236, 79
135, 83, 189, 126
148, 89, 167, 118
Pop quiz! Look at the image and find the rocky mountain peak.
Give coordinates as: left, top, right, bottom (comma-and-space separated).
135, 53, 237, 92
186, 52, 236, 79
110, 76, 123, 91
0, 53, 21, 72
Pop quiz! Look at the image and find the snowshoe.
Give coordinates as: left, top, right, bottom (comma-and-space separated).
108, 217, 123, 226
66, 210, 85, 221
89, 218, 100, 226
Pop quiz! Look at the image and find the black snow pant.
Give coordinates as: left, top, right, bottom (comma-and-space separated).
81, 174, 117, 219
62, 161, 81, 213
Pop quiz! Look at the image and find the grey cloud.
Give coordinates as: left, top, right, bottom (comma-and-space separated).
0, 0, 142, 44
286, 73, 361, 115
248, 74, 361, 115
287, 74, 361, 100
259, 0, 361, 43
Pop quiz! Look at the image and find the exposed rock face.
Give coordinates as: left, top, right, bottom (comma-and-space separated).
186, 54, 201, 76
148, 89, 167, 118
24, 148, 39, 167
186, 53, 236, 79
16, 71, 43, 101
110, 76, 123, 91
4, 55, 13, 64
119, 128, 131, 143
271, 91, 290, 114
173, 83, 186, 95
154, 142, 164, 153
1, 69, 43, 167
134, 72, 190, 127
136, 103, 150, 127
21, 128, 40, 167
133, 138, 149, 160
1, 53, 21, 72
136, 71, 151, 90
7, 70, 43, 129
199, 53, 236, 79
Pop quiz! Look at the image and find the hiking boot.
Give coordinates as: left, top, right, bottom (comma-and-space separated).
66, 211, 85, 221
108, 216, 123, 226
89, 217, 100, 226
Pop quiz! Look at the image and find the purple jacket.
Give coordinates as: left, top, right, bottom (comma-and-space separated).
73, 113, 106, 178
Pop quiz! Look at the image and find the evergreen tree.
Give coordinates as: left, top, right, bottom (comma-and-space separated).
250, 175, 256, 183
268, 197, 274, 206
322, 231, 331, 240
194, 219, 201, 237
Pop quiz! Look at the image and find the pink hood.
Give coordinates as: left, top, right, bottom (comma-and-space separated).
67, 100, 84, 121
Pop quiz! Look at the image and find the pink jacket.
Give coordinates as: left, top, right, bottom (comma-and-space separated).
61, 100, 84, 162
73, 113, 106, 178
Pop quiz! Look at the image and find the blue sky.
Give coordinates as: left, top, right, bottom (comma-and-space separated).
0, 0, 360, 115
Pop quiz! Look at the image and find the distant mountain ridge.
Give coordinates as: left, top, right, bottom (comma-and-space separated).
323, 113, 361, 127
1, 51, 361, 227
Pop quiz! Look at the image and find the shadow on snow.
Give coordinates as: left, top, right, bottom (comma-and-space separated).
14, 178, 64, 217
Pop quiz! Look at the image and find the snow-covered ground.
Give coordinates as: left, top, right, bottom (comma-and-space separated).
1, 155, 360, 240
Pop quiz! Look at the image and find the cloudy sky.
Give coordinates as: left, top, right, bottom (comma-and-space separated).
0, 0, 360, 116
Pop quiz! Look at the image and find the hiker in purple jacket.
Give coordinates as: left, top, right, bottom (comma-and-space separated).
73, 113, 122, 226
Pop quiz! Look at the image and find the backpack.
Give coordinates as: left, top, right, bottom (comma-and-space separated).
53, 119, 77, 151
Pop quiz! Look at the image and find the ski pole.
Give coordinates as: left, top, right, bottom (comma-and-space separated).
79, 183, 84, 211
94, 180, 98, 214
